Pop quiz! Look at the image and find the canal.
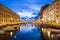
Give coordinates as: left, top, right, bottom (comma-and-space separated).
0, 24, 60, 40
9, 24, 42, 40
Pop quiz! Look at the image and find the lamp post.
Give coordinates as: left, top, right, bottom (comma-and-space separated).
10, 17, 13, 24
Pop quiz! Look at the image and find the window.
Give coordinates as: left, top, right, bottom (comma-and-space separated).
56, 11, 58, 13
56, 3, 58, 5
56, 15, 58, 17
56, 7, 58, 9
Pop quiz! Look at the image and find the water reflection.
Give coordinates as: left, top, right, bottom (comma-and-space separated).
10, 24, 42, 40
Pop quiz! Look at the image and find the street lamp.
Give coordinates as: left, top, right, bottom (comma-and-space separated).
42, 28, 44, 32
47, 30, 51, 38
10, 17, 13, 20
10, 32, 13, 36
10, 17, 13, 24
56, 19, 58, 23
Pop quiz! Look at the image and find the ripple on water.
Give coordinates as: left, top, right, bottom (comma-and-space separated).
10, 24, 42, 40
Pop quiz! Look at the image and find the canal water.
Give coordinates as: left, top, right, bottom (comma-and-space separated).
10, 24, 42, 40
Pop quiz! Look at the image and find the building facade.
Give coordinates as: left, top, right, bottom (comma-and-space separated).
40, 0, 60, 23
0, 4, 20, 25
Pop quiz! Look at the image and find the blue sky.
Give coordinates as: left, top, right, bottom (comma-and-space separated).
0, 0, 54, 22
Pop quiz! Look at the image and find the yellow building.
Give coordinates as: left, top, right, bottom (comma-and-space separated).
40, 0, 60, 23
0, 4, 20, 25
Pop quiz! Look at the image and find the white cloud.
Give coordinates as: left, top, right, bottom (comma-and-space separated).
27, 4, 41, 11
17, 10, 37, 18
17, 10, 37, 22
21, 4, 41, 11
8, 1, 42, 22
16, 4, 41, 22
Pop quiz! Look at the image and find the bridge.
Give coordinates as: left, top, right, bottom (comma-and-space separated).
0, 21, 41, 28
